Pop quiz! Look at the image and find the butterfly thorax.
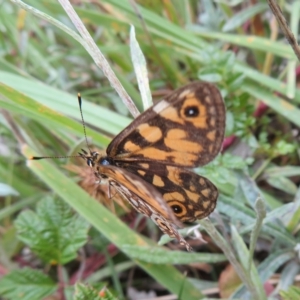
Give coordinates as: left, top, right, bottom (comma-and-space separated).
99, 156, 114, 166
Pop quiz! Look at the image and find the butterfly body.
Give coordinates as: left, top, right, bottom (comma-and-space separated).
80, 82, 225, 251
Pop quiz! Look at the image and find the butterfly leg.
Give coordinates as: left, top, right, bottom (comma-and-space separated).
94, 171, 101, 184
107, 182, 112, 199
152, 214, 193, 252
106, 179, 120, 201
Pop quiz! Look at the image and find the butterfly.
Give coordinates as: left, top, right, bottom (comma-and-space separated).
78, 81, 226, 251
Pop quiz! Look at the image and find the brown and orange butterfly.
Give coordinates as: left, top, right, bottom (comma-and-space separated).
77, 81, 226, 251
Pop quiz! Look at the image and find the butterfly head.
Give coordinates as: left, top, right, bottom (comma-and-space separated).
78, 148, 100, 167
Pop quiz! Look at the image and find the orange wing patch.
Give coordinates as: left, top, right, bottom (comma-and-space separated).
153, 175, 165, 187
165, 129, 203, 153
137, 123, 163, 142
154, 103, 184, 125
206, 130, 216, 141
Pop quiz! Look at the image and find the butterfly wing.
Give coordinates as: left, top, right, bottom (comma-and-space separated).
123, 164, 218, 222
99, 164, 192, 251
107, 82, 225, 167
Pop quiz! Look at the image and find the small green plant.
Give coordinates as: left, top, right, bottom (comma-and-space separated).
0, 198, 90, 299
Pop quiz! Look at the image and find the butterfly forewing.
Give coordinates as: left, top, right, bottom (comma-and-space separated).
107, 82, 225, 167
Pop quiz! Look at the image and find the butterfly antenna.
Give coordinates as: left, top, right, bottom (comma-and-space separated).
77, 93, 92, 153
31, 94, 92, 161
30, 155, 81, 160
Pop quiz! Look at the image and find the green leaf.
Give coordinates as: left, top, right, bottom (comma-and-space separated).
266, 176, 297, 195
198, 72, 222, 82
122, 245, 226, 264
248, 198, 266, 269
0, 268, 56, 300
238, 172, 267, 209
15, 197, 89, 264
234, 250, 295, 298
264, 165, 299, 196
130, 25, 152, 110
230, 225, 267, 300
239, 203, 296, 246
264, 166, 300, 178
222, 4, 268, 32
286, 188, 300, 232
277, 260, 300, 292
221, 153, 253, 169
257, 250, 295, 283
242, 82, 300, 128
217, 194, 256, 224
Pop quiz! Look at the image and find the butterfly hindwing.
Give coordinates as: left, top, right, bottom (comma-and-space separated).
98, 164, 181, 227
123, 163, 218, 222
99, 164, 193, 250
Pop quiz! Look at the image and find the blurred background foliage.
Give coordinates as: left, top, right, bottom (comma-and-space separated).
0, 0, 300, 299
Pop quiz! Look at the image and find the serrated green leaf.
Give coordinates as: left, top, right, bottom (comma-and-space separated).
0, 268, 56, 300
74, 283, 102, 300
15, 197, 89, 264
74, 283, 117, 300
